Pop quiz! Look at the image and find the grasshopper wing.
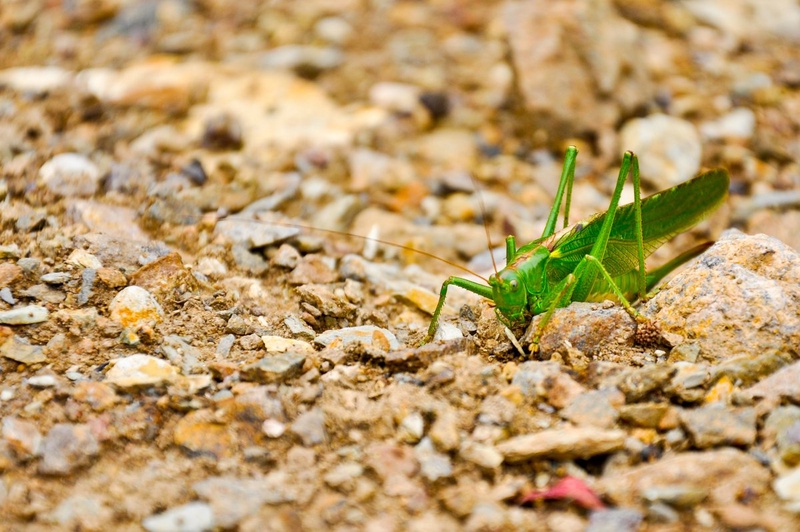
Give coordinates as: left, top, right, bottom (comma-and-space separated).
544, 168, 729, 284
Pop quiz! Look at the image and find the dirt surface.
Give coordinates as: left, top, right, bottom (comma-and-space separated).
1, 1, 800, 530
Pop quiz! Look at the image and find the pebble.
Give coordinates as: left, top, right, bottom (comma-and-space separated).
19, 283, 66, 304
0, 334, 46, 364
39, 153, 102, 197
314, 325, 400, 351
700, 107, 756, 140
214, 218, 299, 249
193, 475, 290, 527
497, 427, 627, 462
0, 262, 23, 287
458, 440, 503, 470
561, 388, 625, 428
0, 244, 21, 259
262, 419, 286, 438
38, 423, 100, 475
270, 244, 301, 269
290, 407, 327, 446
679, 405, 757, 448
641, 485, 708, 508
0, 65, 73, 94
773, 467, 800, 511
415, 437, 453, 482
284, 314, 316, 341
66, 249, 103, 269
242, 352, 307, 384
324, 462, 364, 490
738, 360, 800, 405
104, 354, 179, 389
764, 406, 800, 465
27, 374, 58, 388
142, 501, 215, 532
368, 81, 422, 114
2, 416, 43, 459
107, 286, 164, 329
72, 381, 118, 412
40, 272, 72, 285
398, 412, 425, 443
0, 304, 49, 324
512, 361, 585, 407
619, 114, 702, 189
617, 402, 670, 429
586, 508, 643, 532
173, 410, 235, 460
260, 335, 315, 354
260, 44, 343, 72
215, 334, 235, 357
429, 409, 461, 452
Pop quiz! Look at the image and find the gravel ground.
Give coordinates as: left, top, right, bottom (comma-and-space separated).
1, 1, 800, 530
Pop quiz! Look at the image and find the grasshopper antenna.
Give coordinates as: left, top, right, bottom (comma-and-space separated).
223, 215, 489, 282
468, 174, 498, 275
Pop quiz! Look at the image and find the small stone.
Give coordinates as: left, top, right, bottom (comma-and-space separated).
142, 502, 215, 532
108, 286, 164, 329
260, 335, 314, 354
414, 437, 453, 482
72, 381, 118, 412
324, 462, 364, 490
38, 423, 100, 475
0, 244, 21, 259
214, 218, 299, 249
314, 325, 400, 351
27, 375, 58, 388
561, 388, 625, 428
174, 410, 235, 459
0, 262, 23, 287
429, 409, 461, 452
216, 334, 235, 357
39, 153, 102, 197
224, 314, 249, 335
641, 485, 708, 508
512, 361, 585, 407
398, 412, 425, 444
41, 272, 72, 285
262, 419, 286, 438
0, 304, 49, 325
619, 114, 701, 189
774, 467, 800, 509
497, 427, 626, 462
288, 254, 339, 285
242, 352, 307, 384
290, 407, 326, 446
66, 249, 103, 269
618, 403, 671, 428
2, 416, 43, 459
105, 354, 179, 389
459, 440, 503, 470
700, 108, 756, 140
19, 283, 66, 304
129, 252, 198, 301
586, 508, 643, 532
192, 475, 290, 527
270, 244, 301, 269
0, 334, 46, 364
679, 405, 757, 449
284, 314, 316, 341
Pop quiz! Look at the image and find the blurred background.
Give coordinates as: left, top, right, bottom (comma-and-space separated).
1, 0, 799, 262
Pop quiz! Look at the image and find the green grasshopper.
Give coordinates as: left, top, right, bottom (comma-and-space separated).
424, 146, 729, 352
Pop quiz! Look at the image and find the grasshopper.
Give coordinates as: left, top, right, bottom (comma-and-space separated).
424, 146, 729, 352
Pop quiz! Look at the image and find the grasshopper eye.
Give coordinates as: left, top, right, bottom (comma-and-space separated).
509, 279, 519, 290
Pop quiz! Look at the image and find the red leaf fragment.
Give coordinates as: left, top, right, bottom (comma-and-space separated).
518, 476, 606, 510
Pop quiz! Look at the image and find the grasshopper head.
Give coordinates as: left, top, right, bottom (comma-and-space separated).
489, 269, 527, 323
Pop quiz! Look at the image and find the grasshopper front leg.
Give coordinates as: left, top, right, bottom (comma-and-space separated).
424, 276, 494, 344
